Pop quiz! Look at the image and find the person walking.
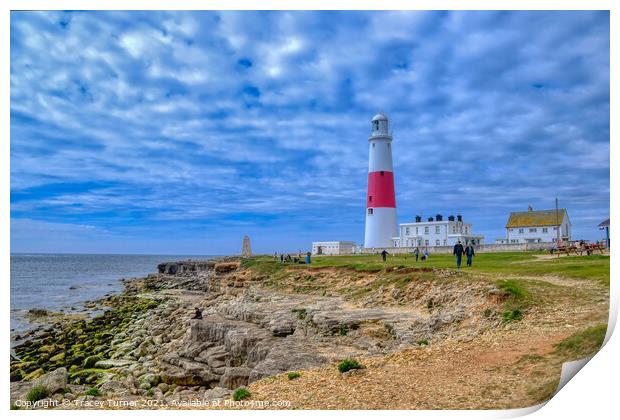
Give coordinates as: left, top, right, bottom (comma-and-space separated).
381, 249, 389, 262
465, 243, 475, 267
305, 252, 311, 265
280, 254, 284, 263
453, 241, 465, 269
413, 247, 420, 262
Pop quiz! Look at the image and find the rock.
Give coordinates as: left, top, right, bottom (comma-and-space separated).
204, 386, 231, 400
99, 380, 126, 396
139, 373, 161, 387
28, 308, 50, 317
157, 383, 169, 393
219, 367, 252, 389
32, 367, 67, 394
94, 359, 134, 369
83, 355, 103, 368
24, 368, 45, 381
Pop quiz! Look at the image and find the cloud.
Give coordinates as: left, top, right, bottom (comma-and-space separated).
10, 11, 610, 253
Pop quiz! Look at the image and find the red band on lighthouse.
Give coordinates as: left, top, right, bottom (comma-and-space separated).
367, 171, 396, 208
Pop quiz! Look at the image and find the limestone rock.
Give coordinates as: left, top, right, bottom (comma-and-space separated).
32, 367, 67, 394
219, 366, 252, 389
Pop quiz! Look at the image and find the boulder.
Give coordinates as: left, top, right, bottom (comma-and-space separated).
219, 366, 252, 389
204, 386, 231, 400
94, 359, 134, 369
32, 367, 67, 394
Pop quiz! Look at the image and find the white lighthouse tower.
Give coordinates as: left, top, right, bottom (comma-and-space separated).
364, 113, 398, 249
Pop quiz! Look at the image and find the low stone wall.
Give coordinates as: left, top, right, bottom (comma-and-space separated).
360, 242, 554, 255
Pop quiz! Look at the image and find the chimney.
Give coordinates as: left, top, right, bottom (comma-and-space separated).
428, 217, 434, 222
457, 214, 462, 222
415, 215, 421, 223
448, 215, 455, 221
436, 214, 443, 221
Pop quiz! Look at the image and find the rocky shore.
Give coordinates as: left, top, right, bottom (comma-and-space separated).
10, 254, 608, 409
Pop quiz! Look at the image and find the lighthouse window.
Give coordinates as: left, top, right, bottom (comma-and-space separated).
368, 208, 373, 215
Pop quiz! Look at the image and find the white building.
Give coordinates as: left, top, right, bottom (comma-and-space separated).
391, 214, 485, 248
312, 241, 357, 255
364, 113, 398, 248
496, 207, 571, 244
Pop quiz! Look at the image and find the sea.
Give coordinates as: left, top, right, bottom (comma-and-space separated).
10, 253, 218, 334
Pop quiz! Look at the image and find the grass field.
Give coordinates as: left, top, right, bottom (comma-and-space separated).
245, 251, 610, 285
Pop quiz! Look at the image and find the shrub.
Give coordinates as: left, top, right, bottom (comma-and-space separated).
287, 372, 301, 380
338, 325, 349, 336
502, 309, 523, 323
84, 387, 100, 397
338, 359, 361, 373
417, 339, 429, 346
233, 387, 251, 401
293, 309, 307, 320
497, 280, 527, 299
26, 385, 49, 402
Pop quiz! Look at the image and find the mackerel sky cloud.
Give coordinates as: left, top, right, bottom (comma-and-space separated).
10, 10, 610, 254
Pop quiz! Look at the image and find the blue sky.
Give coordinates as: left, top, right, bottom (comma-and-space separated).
10, 10, 610, 254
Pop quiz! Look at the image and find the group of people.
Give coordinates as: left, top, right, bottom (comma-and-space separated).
274, 251, 312, 264
379, 241, 475, 269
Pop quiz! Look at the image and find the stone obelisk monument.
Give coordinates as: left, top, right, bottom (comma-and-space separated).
241, 235, 252, 257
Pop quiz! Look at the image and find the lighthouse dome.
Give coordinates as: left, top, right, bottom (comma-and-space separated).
370, 112, 390, 137
371, 112, 388, 122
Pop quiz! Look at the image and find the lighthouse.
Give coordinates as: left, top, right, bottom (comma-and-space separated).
364, 113, 398, 248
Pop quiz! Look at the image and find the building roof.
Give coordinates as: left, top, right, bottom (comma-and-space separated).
598, 218, 610, 228
506, 209, 567, 228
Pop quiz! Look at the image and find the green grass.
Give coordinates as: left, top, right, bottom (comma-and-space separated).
26, 385, 49, 402
84, 387, 100, 397
308, 252, 609, 284
338, 358, 361, 373
232, 387, 251, 401
287, 372, 301, 380
553, 324, 607, 359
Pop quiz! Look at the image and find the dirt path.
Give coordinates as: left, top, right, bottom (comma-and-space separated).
244, 328, 572, 409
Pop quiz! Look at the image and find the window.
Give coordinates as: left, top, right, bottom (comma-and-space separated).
443, 240, 447, 245
553, 227, 558, 231
435, 226, 440, 234
405, 227, 410, 235
368, 195, 372, 202
509, 229, 514, 232
542, 227, 548, 233
529, 228, 537, 233
373, 121, 379, 131
518, 229, 524, 234
368, 208, 373, 215
372, 143, 375, 147
424, 227, 429, 234
416, 227, 419, 234
425, 240, 429, 246
452, 226, 456, 233
435, 240, 440, 246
